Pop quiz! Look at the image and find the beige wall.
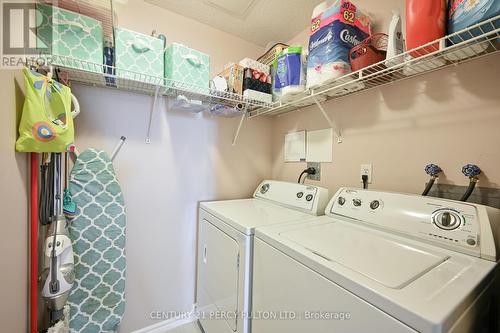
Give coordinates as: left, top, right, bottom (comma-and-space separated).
114, 0, 264, 77
0, 70, 28, 332
3, 1, 499, 332
78, 1, 272, 331
271, 1, 500, 195
1, 0, 272, 332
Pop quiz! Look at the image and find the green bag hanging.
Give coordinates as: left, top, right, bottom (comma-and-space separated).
15, 68, 74, 152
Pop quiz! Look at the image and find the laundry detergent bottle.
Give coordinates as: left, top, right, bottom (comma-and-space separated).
406, 0, 447, 57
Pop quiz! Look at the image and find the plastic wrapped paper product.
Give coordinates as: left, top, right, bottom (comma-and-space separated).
169, 95, 207, 113
445, 0, 500, 61
274, 46, 307, 102
209, 104, 245, 117
306, 0, 371, 89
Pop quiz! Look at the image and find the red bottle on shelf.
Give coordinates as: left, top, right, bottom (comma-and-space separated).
406, 0, 447, 57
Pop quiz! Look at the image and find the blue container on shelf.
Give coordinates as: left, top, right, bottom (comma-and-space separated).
448, 0, 499, 42
446, 0, 499, 60
114, 28, 165, 84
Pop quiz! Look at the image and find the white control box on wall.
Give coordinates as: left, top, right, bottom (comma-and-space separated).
284, 129, 333, 163
306, 128, 333, 163
284, 131, 306, 162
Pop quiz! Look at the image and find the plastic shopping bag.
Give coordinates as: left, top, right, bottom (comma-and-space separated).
16, 68, 74, 152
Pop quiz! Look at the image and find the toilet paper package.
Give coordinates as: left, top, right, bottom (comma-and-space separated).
307, 0, 371, 89
274, 46, 307, 102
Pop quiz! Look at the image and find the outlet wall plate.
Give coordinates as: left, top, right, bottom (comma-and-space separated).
307, 162, 321, 181
360, 164, 372, 184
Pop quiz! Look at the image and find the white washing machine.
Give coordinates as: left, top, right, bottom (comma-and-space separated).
252, 188, 500, 333
196, 180, 330, 333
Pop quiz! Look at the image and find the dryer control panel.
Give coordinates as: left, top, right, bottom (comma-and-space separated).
254, 180, 330, 216
328, 188, 500, 260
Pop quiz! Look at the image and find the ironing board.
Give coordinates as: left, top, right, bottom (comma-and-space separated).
67, 149, 126, 332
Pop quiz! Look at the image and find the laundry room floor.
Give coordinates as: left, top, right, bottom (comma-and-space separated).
162, 321, 203, 333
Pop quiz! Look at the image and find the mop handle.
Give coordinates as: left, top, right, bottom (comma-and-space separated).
111, 136, 126, 162
65, 152, 69, 189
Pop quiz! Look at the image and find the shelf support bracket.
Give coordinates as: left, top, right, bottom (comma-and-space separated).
232, 106, 248, 146
146, 85, 161, 144
313, 97, 342, 143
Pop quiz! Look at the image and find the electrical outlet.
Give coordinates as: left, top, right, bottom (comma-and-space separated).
307, 162, 321, 181
360, 164, 372, 184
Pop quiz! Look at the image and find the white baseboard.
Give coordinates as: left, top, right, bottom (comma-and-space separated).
131, 316, 197, 333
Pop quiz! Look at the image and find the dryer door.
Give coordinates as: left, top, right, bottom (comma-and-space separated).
197, 218, 240, 333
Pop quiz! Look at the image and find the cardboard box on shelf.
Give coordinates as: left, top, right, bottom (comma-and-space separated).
216, 63, 245, 95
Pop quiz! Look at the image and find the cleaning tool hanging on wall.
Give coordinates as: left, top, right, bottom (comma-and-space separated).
40, 153, 76, 325
16, 68, 75, 153
67, 148, 126, 332
29, 153, 39, 333
63, 153, 77, 219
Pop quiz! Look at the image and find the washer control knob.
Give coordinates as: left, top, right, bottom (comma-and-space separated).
353, 199, 362, 207
306, 194, 313, 202
441, 212, 451, 227
338, 197, 346, 206
466, 238, 477, 246
296, 192, 304, 199
260, 183, 270, 194
370, 200, 380, 210
433, 210, 462, 230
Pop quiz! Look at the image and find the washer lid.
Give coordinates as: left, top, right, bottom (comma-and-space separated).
201, 199, 314, 235
281, 222, 450, 289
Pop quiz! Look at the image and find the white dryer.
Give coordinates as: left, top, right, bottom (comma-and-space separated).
196, 180, 330, 333
252, 188, 500, 333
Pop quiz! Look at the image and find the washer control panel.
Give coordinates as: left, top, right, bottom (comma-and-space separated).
328, 188, 485, 256
254, 180, 330, 216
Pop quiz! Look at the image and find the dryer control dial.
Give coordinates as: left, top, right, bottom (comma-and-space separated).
433, 210, 462, 230
260, 183, 270, 194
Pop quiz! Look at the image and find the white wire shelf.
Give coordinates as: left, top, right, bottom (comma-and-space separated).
51, 56, 273, 110
248, 15, 500, 118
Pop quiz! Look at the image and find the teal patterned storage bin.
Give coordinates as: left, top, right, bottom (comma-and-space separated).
164, 43, 210, 94
114, 28, 165, 85
36, 4, 103, 72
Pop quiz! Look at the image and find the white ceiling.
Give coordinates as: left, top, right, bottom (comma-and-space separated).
144, 0, 321, 47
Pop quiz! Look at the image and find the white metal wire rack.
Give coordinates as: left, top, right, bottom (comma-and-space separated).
51, 55, 273, 110
248, 15, 500, 118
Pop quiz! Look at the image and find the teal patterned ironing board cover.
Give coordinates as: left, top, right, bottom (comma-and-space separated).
67, 149, 126, 332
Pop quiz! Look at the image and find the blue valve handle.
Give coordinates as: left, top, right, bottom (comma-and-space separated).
425, 164, 442, 177
462, 164, 481, 178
